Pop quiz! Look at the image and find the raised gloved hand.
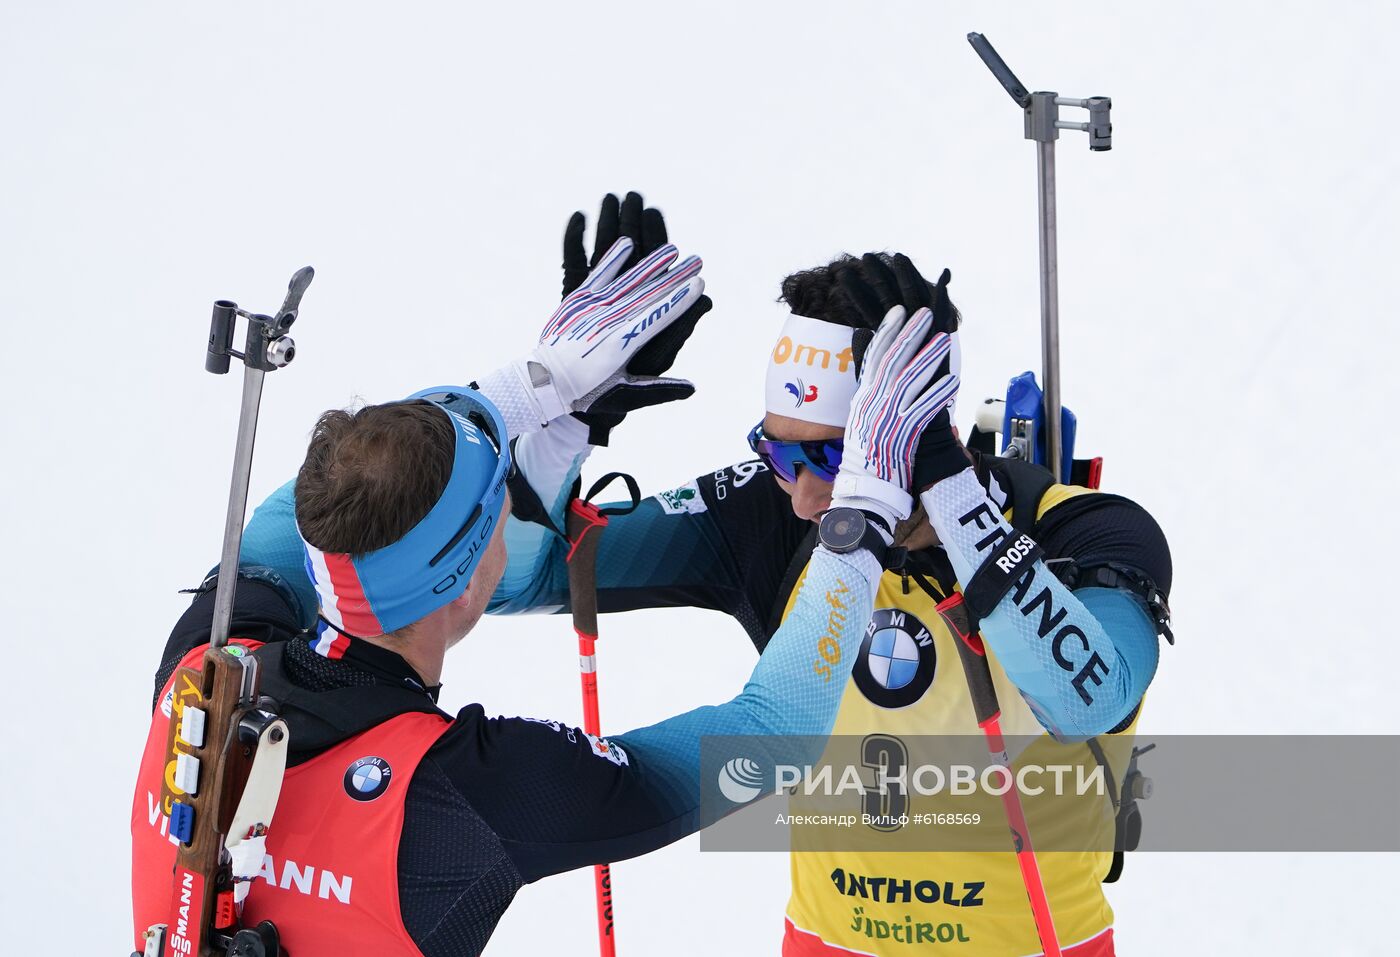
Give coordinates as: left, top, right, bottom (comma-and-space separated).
476, 202, 706, 441
838, 254, 967, 491
836, 252, 954, 372
560, 191, 714, 445
832, 304, 960, 539
562, 191, 669, 297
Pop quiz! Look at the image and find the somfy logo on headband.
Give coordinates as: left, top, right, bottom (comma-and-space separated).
772, 336, 855, 373
764, 314, 859, 428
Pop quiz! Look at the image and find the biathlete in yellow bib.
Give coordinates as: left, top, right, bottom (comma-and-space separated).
489, 194, 1173, 956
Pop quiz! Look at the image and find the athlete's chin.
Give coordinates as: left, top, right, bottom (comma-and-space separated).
776, 479, 833, 522
449, 609, 486, 648
786, 496, 830, 523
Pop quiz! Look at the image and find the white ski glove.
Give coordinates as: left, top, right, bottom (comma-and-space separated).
832, 305, 960, 539
478, 237, 704, 438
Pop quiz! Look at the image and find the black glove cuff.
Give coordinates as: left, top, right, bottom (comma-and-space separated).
571, 411, 621, 447
961, 530, 1045, 620
917, 442, 973, 492
913, 409, 971, 492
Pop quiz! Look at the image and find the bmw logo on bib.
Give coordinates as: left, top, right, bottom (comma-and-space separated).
853, 608, 937, 709
344, 756, 393, 802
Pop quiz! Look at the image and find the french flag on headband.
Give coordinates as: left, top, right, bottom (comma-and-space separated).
302, 537, 385, 640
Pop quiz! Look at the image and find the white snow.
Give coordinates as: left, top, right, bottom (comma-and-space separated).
2, 2, 1396, 954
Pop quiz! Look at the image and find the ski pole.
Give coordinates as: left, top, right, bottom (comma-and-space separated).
566, 497, 617, 957
967, 32, 1111, 484
562, 473, 641, 956
936, 593, 1062, 957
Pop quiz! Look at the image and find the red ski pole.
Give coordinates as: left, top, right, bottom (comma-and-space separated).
566, 497, 616, 956
936, 593, 1062, 957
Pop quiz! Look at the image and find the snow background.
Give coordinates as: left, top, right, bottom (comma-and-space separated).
2, 1, 1396, 952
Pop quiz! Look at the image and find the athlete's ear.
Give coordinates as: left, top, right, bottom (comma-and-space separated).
449, 580, 477, 609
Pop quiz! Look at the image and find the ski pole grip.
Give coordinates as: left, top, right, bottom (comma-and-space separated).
566, 500, 608, 636
206, 300, 237, 374
967, 33, 1031, 108
954, 630, 1000, 727
936, 595, 1001, 726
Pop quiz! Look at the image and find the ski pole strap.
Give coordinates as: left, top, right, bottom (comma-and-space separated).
934, 594, 1001, 728
960, 531, 1044, 621
565, 470, 640, 584
565, 471, 640, 649
583, 471, 641, 517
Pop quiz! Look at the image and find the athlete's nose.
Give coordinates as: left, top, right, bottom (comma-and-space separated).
789, 469, 834, 522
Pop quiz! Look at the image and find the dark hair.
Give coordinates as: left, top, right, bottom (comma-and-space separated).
778, 252, 960, 331
778, 254, 864, 326
295, 400, 454, 556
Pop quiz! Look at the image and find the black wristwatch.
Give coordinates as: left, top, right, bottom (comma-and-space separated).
818, 507, 898, 567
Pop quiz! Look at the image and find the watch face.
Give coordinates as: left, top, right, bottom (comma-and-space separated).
821, 508, 866, 551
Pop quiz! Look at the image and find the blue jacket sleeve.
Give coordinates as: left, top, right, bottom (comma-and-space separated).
430, 546, 882, 883
239, 479, 318, 628
923, 470, 1169, 739
237, 458, 811, 652
488, 461, 811, 649
612, 547, 881, 830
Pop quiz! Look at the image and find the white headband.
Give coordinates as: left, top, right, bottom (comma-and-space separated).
763, 314, 859, 427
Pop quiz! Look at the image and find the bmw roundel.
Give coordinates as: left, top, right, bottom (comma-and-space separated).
852, 608, 937, 709
344, 756, 393, 802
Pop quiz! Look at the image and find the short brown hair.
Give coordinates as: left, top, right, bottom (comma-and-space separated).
295, 400, 454, 556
